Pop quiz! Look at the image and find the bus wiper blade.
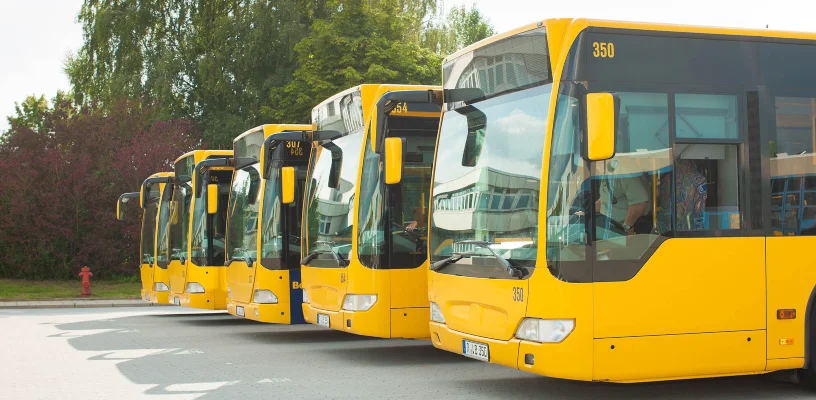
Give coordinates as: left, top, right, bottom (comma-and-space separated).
457, 240, 527, 279
301, 242, 349, 267
430, 252, 485, 272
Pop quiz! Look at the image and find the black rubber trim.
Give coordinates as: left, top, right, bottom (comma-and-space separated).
804, 285, 816, 368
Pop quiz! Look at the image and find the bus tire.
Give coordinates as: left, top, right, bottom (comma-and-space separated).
800, 295, 816, 389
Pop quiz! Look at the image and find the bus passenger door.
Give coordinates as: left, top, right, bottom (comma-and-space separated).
590, 89, 766, 381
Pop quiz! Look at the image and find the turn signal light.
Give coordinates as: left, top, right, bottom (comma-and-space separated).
777, 309, 796, 320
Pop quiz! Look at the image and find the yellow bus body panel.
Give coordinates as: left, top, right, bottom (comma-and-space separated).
427, 17, 816, 383
171, 149, 233, 310
224, 124, 312, 322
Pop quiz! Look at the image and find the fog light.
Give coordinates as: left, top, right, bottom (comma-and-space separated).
515, 318, 575, 343
253, 290, 278, 304
186, 282, 205, 294
153, 282, 169, 292
430, 302, 446, 324
342, 294, 377, 311
255, 308, 260, 317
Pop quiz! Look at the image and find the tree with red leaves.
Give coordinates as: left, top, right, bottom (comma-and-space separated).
0, 97, 201, 279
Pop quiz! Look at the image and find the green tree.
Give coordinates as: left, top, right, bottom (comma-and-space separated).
423, 3, 494, 56
7, 95, 50, 134
264, 0, 443, 122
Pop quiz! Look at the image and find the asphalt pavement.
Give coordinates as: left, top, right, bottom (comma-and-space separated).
0, 307, 814, 399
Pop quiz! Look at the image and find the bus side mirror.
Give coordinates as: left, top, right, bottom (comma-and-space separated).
207, 184, 219, 215
384, 137, 404, 185
117, 192, 138, 220
281, 166, 295, 204
585, 92, 619, 162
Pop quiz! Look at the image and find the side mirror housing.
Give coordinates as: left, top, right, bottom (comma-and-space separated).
207, 184, 219, 215
585, 92, 619, 161
384, 137, 404, 185
170, 200, 181, 224
281, 166, 296, 204
117, 192, 139, 220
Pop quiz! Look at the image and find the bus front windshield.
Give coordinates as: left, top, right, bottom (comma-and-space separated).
303, 132, 363, 267
226, 164, 261, 263
430, 84, 551, 278
156, 185, 172, 267
168, 182, 191, 261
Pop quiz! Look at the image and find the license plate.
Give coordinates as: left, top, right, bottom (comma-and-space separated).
173, 297, 180, 306
317, 313, 330, 327
236, 306, 245, 317
462, 340, 489, 362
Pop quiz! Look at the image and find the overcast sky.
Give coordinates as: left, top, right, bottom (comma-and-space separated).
1, 0, 814, 132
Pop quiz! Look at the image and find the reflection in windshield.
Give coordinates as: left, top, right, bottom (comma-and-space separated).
303, 132, 363, 267
168, 183, 191, 261
141, 201, 158, 264
430, 85, 551, 277
226, 165, 261, 262
156, 185, 172, 266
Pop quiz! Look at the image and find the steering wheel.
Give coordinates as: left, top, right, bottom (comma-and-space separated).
594, 213, 627, 236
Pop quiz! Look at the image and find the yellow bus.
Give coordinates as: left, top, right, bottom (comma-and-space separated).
168, 151, 235, 309
300, 84, 442, 338
224, 124, 312, 323
117, 172, 174, 303
426, 18, 816, 385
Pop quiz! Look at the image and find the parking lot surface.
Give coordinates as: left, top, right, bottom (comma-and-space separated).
0, 307, 814, 399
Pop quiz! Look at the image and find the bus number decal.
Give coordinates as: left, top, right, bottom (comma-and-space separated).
592, 42, 615, 58
512, 287, 523, 302
287, 141, 304, 156
393, 102, 409, 114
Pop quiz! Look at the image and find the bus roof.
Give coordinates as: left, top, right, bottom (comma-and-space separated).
233, 124, 313, 144
174, 149, 233, 165
312, 84, 441, 129
444, 18, 816, 64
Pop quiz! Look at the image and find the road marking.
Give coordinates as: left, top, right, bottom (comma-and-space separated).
175, 349, 205, 355
164, 381, 240, 392
257, 378, 292, 383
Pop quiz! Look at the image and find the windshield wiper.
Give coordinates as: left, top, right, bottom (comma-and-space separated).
455, 240, 527, 279
301, 241, 349, 267
430, 251, 481, 272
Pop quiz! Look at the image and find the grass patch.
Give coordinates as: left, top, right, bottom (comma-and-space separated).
0, 279, 142, 301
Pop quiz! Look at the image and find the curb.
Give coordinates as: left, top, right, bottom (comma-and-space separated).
0, 300, 176, 310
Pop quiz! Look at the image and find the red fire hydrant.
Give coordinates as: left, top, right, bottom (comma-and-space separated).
79, 266, 93, 297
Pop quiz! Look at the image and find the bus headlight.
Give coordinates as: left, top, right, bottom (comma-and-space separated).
515, 318, 575, 343
253, 290, 278, 304
186, 283, 205, 294
342, 294, 377, 311
430, 302, 445, 324
153, 282, 169, 292
302, 289, 309, 304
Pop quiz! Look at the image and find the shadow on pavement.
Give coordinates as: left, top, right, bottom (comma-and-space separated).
446, 375, 809, 399
236, 327, 378, 345
172, 315, 262, 327
322, 342, 469, 367
47, 311, 816, 400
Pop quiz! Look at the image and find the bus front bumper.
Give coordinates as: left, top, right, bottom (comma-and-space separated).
226, 299, 291, 324
143, 290, 169, 305
429, 322, 521, 369
302, 303, 393, 338
178, 292, 220, 310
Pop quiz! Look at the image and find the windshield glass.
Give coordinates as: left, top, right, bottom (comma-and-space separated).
357, 116, 439, 269
303, 132, 363, 267
430, 84, 551, 278
141, 200, 158, 265
167, 182, 191, 261
191, 170, 232, 266
226, 164, 261, 262
155, 185, 172, 268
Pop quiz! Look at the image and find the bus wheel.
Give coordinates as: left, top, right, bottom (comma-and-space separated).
799, 312, 816, 388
